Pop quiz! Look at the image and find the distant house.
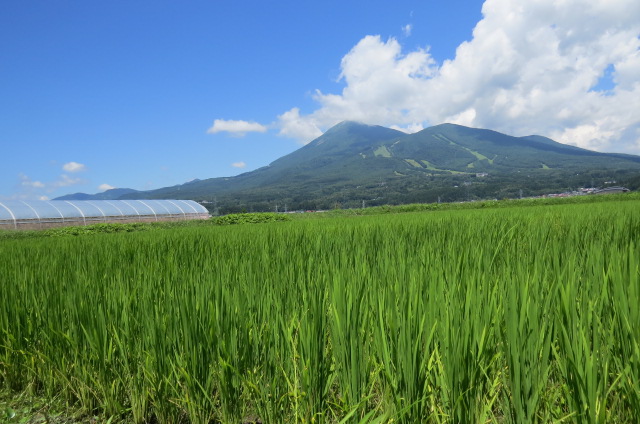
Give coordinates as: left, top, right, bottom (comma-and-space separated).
476, 173, 488, 177
592, 186, 630, 195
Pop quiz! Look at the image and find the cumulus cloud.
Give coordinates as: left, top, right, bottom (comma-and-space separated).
277, 36, 436, 143
277, 108, 323, 143
402, 24, 412, 37
231, 161, 247, 168
62, 161, 86, 173
207, 119, 267, 136
269, 0, 640, 153
99, 183, 116, 191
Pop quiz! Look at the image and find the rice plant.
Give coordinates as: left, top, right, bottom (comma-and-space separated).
1, 200, 639, 423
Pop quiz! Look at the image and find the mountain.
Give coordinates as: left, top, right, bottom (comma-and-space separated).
54, 188, 140, 201
62, 122, 640, 212
388, 123, 640, 172
120, 121, 409, 200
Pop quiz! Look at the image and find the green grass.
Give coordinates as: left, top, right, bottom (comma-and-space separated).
404, 159, 423, 168
1, 199, 640, 423
0, 213, 290, 241
373, 146, 392, 158
433, 133, 494, 164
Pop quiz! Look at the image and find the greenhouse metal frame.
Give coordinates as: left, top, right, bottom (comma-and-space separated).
0, 200, 210, 230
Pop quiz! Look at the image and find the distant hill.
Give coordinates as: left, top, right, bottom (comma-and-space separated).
54, 188, 139, 201
58, 122, 640, 212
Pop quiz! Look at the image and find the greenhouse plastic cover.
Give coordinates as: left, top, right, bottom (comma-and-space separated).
0, 199, 209, 222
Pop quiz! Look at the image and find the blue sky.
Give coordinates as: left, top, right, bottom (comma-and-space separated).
1, 0, 639, 200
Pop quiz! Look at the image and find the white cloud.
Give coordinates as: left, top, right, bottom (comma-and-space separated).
269, 0, 640, 153
277, 36, 436, 143
447, 108, 478, 127
207, 119, 267, 136
38, 196, 49, 201
53, 174, 83, 188
13, 174, 46, 201
402, 24, 412, 37
99, 183, 116, 191
277, 108, 323, 143
231, 161, 247, 168
62, 161, 86, 173
20, 174, 45, 188
14, 173, 85, 200
390, 123, 424, 133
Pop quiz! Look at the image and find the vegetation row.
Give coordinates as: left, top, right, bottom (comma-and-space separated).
1, 200, 640, 423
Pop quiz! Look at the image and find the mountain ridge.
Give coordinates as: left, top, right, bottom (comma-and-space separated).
55, 122, 640, 210
54, 187, 140, 201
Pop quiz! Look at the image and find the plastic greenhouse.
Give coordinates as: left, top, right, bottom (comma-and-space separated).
0, 200, 210, 230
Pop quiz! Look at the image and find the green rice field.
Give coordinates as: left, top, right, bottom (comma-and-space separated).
1, 199, 640, 423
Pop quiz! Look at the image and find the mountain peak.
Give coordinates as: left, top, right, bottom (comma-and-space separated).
321, 120, 405, 139
323, 120, 374, 134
